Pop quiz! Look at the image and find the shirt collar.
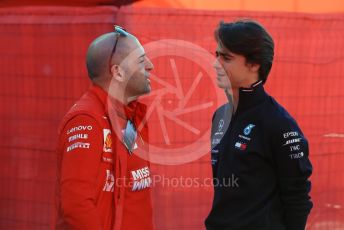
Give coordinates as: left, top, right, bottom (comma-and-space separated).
236, 80, 267, 113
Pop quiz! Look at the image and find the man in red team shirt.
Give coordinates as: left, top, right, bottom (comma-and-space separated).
54, 26, 154, 230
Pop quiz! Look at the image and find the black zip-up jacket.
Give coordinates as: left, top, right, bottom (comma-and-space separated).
205, 82, 313, 230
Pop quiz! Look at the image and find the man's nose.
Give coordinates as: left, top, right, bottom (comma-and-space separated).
146, 57, 154, 71
213, 58, 222, 70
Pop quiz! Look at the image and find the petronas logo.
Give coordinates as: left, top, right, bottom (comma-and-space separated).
243, 124, 255, 136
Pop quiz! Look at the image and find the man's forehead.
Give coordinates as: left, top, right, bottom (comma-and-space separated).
131, 46, 145, 59
216, 42, 230, 53
124, 37, 145, 55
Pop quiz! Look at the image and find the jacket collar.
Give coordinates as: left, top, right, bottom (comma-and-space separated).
236, 80, 267, 114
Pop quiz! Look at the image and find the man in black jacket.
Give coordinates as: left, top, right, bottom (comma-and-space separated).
205, 19, 313, 230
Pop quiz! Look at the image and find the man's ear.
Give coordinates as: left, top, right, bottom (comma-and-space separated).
110, 64, 125, 82
247, 62, 260, 73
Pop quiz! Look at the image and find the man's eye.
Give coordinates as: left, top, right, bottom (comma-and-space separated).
215, 51, 230, 61
223, 56, 230, 61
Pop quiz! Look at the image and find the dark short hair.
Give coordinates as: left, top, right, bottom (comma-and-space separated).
215, 19, 274, 84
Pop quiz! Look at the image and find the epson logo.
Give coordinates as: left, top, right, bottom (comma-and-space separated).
283, 131, 299, 139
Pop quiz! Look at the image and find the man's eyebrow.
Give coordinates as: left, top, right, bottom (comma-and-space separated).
216, 50, 233, 58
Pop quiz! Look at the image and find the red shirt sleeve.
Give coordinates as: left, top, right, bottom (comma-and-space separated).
58, 114, 103, 230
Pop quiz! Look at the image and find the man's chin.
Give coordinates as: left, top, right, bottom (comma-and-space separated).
145, 85, 151, 94
134, 87, 151, 98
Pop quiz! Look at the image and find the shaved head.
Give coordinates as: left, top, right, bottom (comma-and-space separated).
86, 32, 139, 80
85, 29, 153, 103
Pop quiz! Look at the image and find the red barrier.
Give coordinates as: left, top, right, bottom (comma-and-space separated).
0, 6, 343, 230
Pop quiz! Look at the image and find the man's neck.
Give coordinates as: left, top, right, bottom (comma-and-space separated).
96, 81, 131, 105
111, 89, 131, 105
